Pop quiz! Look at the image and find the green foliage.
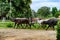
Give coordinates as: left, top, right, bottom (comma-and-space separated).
52, 7, 57, 17
0, 0, 32, 18
0, 20, 14, 28
37, 6, 50, 18
7, 23, 13, 28
55, 11, 60, 18
0, 0, 10, 17
57, 20, 60, 40
8, 0, 32, 18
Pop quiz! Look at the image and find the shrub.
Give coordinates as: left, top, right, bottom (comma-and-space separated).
57, 20, 60, 40
7, 23, 13, 28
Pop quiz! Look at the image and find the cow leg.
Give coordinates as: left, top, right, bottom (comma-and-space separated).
27, 23, 31, 29
42, 24, 46, 29
14, 23, 16, 28
25, 24, 28, 29
24, 24, 26, 29
21, 24, 25, 29
52, 25, 55, 30
21, 24, 23, 28
25, 23, 31, 29
46, 25, 50, 30
16, 24, 19, 29
19, 24, 23, 29
26, 24, 31, 29
29, 24, 31, 29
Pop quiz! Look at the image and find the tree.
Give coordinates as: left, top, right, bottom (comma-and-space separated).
37, 6, 50, 18
52, 7, 57, 17
8, 0, 32, 18
31, 10, 37, 17
54, 10, 60, 18
0, 0, 10, 22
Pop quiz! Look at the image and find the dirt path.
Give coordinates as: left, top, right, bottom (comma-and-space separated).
0, 29, 56, 40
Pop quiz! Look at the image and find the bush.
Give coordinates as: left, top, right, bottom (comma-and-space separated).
7, 23, 13, 28
57, 20, 60, 40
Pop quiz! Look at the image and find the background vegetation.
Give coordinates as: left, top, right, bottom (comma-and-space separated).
0, 0, 60, 40
0, 0, 60, 29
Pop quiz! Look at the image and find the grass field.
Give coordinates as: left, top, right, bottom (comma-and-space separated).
0, 20, 14, 28
0, 20, 58, 30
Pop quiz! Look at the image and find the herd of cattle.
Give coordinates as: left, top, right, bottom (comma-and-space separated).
9, 17, 59, 30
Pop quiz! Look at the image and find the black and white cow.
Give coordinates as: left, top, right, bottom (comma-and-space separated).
37, 18, 58, 30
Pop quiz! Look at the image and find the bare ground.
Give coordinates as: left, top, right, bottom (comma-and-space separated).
0, 29, 56, 40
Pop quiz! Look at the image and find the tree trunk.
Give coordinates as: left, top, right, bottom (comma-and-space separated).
2, 17, 6, 22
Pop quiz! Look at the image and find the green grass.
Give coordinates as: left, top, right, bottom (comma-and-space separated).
0, 20, 14, 28
0, 22, 43, 29
0, 22, 14, 28
0, 20, 59, 30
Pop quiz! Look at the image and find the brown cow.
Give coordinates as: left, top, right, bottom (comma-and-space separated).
9, 17, 31, 29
